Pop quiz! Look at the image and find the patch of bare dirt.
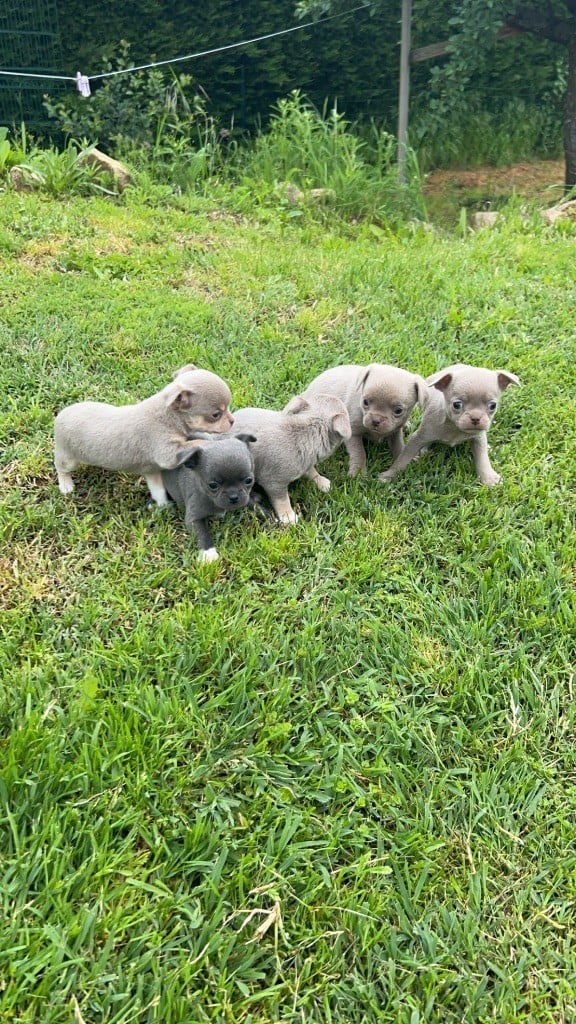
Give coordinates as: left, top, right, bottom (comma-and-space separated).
423, 159, 565, 202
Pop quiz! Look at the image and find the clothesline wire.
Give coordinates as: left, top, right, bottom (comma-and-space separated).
0, 4, 373, 85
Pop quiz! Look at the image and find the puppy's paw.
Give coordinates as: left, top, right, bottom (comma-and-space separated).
198, 547, 219, 563
147, 498, 171, 511
480, 471, 501, 487
315, 475, 331, 493
57, 474, 74, 495
278, 511, 299, 525
378, 470, 394, 483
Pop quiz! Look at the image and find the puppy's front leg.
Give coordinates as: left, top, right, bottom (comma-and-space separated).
387, 428, 405, 460
378, 431, 427, 482
470, 434, 501, 486
188, 515, 219, 562
145, 472, 171, 507
344, 436, 367, 477
267, 490, 298, 524
304, 465, 331, 492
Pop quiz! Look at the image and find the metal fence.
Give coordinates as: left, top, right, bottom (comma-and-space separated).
0, 0, 64, 127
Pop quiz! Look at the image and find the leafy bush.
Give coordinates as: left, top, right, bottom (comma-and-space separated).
234, 91, 426, 227
13, 142, 116, 198
414, 100, 563, 171
43, 41, 205, 156
0, 127, 27, 175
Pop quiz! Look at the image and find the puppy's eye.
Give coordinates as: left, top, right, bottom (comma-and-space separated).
211, 410, 222, 421
487, 400, 497, 413
244, 476, 254, 486
452, 400, 463, 411
208, 481, 220, 491
393, 406, 404, 417
362, 398, 370, 409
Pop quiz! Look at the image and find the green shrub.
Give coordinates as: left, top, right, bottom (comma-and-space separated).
13, 142, 116, 198
415, 100, 563, 171
234, 91, 426, 227
43, 41, 203, 157
0, 126, 27, 175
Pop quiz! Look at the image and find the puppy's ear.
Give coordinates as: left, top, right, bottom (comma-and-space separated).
173, 364, 198, 379
171, 386, 195, 410
497, 371, 520, 391
332, 409, 352, 439
176, 447, 203, 469
360, 367, 372, 389
284, 395, 310, 415
413, 375, 430, 406
235, 433, 257, 445
429, 371, 453, 393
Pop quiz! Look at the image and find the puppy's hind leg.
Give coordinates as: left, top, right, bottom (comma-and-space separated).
305, 465, 331, 493
145, 472, 171, 507
54, 446, 77, 494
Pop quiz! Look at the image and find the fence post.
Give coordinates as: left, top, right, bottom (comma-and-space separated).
397, 0, 412, 182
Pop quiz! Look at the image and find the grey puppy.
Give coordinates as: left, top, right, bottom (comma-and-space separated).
231, 393, 351, 523
162, 435, 257, 562
54, 364, 234, 506
299, 363, 428, 476
378, 363, 520, 487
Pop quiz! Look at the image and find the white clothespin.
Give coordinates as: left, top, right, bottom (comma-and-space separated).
76, 72, 91, 97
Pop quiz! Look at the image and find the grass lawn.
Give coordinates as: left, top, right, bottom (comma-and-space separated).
1, 183, 575, 1023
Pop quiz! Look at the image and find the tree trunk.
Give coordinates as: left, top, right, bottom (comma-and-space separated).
565, 33, 576, 188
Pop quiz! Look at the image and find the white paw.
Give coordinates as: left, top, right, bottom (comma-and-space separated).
481, 472, 501, 487
198, 547, 219, 563
315, 475, 331, 493
278, 511, 298, 525
378, 471, 393, 483
57, 475, 74, 495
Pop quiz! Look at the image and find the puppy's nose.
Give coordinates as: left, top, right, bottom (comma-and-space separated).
228, 414, 235, 426
470, 415, 481, 426
228, 491, 240, 504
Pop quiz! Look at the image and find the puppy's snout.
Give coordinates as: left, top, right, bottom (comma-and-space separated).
227, 414, 235, 426
365, 414, 389, 433
228, 491, 240, 504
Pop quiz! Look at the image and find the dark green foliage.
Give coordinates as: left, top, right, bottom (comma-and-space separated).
47, 0, 564, 147
43, 41, 201, 153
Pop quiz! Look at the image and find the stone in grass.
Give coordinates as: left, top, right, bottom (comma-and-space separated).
469, 210, 500, 230
278, 181, 336, 205
9, 166, 43, 192
540, 199, 576, 225
77, 147, 133, 192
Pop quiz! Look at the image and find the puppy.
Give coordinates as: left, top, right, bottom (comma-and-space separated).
299, 363, 428, 476
54, 364, 234, 506
378, 363, 519, 486
231, 393, 351, 523
162, 435, 256, 562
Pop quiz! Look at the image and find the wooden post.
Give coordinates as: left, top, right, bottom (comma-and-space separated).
398, 0, 412, 182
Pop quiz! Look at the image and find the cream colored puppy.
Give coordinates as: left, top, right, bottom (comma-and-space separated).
54, 364, 234, 506
231, 393, 351, 523
299, 363, 428, 476
379, 363, 519, 486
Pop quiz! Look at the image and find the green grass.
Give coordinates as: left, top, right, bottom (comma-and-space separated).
1, 184, 575, 1023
